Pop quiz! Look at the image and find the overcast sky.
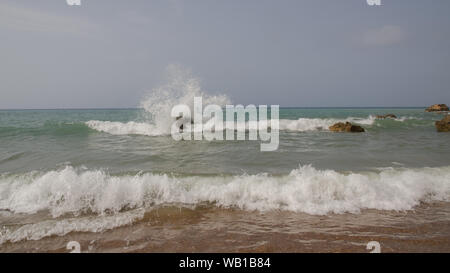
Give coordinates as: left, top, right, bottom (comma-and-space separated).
1, 0, 449, 109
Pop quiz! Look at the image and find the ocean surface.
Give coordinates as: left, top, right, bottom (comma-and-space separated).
0, 107, 449, 252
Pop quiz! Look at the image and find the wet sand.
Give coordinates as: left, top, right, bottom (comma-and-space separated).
1, 202, 450, 253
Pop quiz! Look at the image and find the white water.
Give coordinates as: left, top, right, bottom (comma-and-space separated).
0, 209, 145, 245
277, 116, 376, 132
85, 120, 163, 136
86, 114, 426, 135
84, 65, 427, 136
1, 165, 449, 216
86, 116, 378, 135
87, 65, 230, 136
1, 164, 449, 244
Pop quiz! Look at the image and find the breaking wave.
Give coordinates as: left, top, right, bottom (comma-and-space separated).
277, 116, 375, 132
85, 115, 426, 135
1, 165, 449, 216
0, 210, 144, 245
85, 120, 162, 136
138, 64, 229, 135
1, 164, 449, 243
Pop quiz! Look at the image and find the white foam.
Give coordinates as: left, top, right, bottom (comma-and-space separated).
1, 165, 449, 244
1, 165, 449, 218
85, 65, 230, 137
277, 118, 354, 132
139, 64, 230, 135
251, 116, 377, 132
86, 120, 164, 136
0, 209, 144, 244
393, 116, 423, 122
0, 165, 450, 244
85, 114, 429, 136
86, 116, 378, 136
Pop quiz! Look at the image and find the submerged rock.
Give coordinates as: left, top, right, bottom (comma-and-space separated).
426, 104, 449, 112
329, 122, 365, 133
435, 115, 450, 132
175, 116, 194, 132
376, 114, 397, 119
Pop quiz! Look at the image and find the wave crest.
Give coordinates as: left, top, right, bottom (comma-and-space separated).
85, 116, 376, 135
1, 165, 449, 218
1, 165, 449, 243
85, 120, 164, 136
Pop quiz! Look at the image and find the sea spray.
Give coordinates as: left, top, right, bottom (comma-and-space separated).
139, 64, 230, 135
85, 65, 230, 136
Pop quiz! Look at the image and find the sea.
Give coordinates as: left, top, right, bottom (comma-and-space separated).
0, 105, 449, 252
1, 72, 449, 252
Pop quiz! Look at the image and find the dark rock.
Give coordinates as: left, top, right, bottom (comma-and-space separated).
376, 114, 397, 119
176, 116, 184, 132
426, 104, 449, 112
329, 122, 365, 133
435, 115, 450, 132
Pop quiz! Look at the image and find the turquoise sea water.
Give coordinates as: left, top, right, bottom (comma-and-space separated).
0, 108, 448, 174
0, 107, 449, 246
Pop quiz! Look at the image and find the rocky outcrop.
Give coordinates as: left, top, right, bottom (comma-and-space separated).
426, 104, 449, 112
329, 122, 365, 133
376, 114, 397, 119
435, 115, 450, 132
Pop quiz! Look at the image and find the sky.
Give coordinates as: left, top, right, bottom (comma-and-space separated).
0, 0, 449, 109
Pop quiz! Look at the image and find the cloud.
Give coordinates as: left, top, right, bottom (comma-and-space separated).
0, 2, 99, 35
362, 25, 406, 46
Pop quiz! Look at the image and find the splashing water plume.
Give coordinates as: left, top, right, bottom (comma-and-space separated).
86, 65, 230, 136
140, 65, 230, 134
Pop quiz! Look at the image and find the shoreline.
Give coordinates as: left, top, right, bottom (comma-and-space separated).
1, 203, 450, 253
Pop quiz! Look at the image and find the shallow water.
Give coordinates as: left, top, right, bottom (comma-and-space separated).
0, 108, 449, 252
1, 203, 450, 253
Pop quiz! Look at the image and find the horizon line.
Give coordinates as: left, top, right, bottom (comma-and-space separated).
0, 106, 429, 111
